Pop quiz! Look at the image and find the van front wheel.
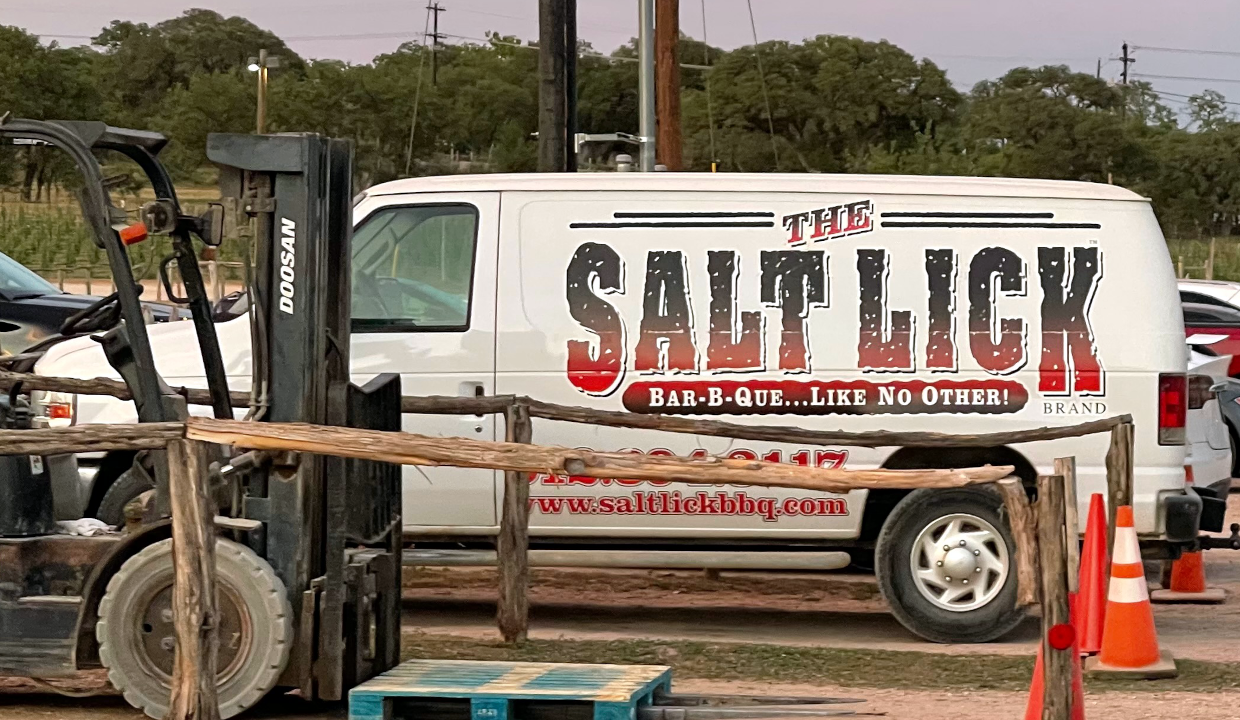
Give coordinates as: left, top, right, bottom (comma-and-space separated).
876, 487, 1026, 643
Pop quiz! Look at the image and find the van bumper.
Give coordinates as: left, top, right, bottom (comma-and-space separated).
1164, 490, 1204, 543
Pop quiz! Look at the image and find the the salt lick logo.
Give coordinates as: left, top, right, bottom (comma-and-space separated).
781, 200, 874, 246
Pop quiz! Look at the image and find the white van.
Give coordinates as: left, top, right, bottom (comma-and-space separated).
33, 173, 1199, 643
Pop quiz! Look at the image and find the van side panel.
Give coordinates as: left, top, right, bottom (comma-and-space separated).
494, 190, 1183, 538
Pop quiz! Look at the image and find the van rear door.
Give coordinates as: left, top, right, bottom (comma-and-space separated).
350, 192, 500, 533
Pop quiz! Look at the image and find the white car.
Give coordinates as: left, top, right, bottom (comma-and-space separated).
1180, 278, 1240, 308
32, 172, 1201, 644
1186, 346, 1233, 498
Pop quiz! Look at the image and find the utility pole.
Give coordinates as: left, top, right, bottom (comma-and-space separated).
538, 0, 568, 171
655, 0, 681, 170
637, 0, 656, 171
1096, 57, 1101, 79
1120, 42, 1133, 85
427, 2, 445, 85
564, 0, 578, 172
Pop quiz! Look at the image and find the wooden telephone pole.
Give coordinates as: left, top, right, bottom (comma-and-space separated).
655, 0, 681, 170
538, 0, 577, 172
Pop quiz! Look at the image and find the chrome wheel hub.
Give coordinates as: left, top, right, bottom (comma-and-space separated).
910, 513, 1009, 612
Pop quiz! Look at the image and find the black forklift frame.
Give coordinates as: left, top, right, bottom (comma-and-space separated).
0, 119, 402, 703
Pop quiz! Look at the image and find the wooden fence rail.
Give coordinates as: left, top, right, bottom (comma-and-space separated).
0, 370, 1132, 720
0, 369, 1132, 448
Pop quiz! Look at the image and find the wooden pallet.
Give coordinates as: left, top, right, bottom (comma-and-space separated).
349, 659, 673, 720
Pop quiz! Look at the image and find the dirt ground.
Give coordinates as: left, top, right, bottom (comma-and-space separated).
403, 531, 1240, 663
4, 496, 1240, 719
4, 675, 1239, 720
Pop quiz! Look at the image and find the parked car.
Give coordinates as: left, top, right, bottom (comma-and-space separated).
1179, 279, 1240, 376
0, 249, 181, 357
33, 172, 1200, 644
1185, 346, 1233, 497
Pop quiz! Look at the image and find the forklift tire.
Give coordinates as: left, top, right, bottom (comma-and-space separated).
95, 466, 154, 526
97, 538, 293, 719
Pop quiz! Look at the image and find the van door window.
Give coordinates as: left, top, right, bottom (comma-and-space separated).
351, 204, 479, 331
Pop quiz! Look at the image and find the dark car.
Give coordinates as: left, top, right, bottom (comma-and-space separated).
0, 250, 178, 356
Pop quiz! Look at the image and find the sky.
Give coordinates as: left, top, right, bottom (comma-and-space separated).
7, 0, 1240, 113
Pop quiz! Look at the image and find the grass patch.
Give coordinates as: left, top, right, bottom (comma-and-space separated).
402, 632, 1240, 694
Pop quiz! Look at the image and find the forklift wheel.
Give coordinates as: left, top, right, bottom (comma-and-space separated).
97, 538, 293, 719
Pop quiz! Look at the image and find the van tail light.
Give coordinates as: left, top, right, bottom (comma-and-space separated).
1187, 374, 1216, 410
1185, 465, 1195, 485
1159, 373, 1187, 446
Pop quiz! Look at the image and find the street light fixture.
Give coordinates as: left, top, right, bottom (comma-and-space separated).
246, 49, 282, 134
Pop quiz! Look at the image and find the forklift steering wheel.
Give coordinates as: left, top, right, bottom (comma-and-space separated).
59, 292, 122, 336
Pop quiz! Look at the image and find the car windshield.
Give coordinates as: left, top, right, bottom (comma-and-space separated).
0, 252, 58, 297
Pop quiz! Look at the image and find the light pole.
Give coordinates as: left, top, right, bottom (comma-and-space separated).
247, 49, 281, 134
637, 0, 656, 171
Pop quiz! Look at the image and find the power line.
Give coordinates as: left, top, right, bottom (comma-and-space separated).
745, 0, 779, 171
1133, 72, 1240, 86
1132, 44, 1240, 58
439, 32, 711, 69
700, 0, 716, 166
404, 6, 433, 175
1149, 88, 1240, 107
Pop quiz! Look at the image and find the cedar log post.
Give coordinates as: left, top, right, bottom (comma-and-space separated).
1104, 422, 1134, 557
497, 402, 533, 643
166, 439, 220, 720
997, 477, 1039, 607
1037, 473, 1072, 720
1055, 456, 1080, 592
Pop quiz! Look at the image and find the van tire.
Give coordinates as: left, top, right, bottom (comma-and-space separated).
876, 487, 1025, 643
96, 466, 155, 526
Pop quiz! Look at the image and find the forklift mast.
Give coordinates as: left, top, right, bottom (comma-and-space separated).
208, 133, 403, 699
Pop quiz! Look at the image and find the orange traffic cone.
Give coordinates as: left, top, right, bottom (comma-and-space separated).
1084, 506, 1177, 678
1151, 550, 1225, 604
1024, 593, 1086, 720
1076, 494, 1108, 655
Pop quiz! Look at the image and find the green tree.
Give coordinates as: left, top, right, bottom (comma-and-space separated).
0, 26, 103, 198
92, 9, 303, 126
1147, 125, 1240, 239
682, 35, 961, 173
152, 72, 256, 177
1188, 90, 1232, 132
964, 65, 1162, 184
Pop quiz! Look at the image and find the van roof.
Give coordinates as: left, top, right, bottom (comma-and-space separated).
366, 173, 1148, 203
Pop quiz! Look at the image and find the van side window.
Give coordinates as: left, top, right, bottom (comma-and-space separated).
350, 204, 479, 331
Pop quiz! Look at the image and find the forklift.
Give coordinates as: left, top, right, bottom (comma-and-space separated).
0, 118, 402, 718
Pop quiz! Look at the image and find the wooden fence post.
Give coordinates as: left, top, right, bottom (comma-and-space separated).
997, 477, 1039, 607
1037, 473, 1072, 720
166, 439, 220, 720
1105, 422, 1134, 555
497, 402, 533, 643
1054, 456, 1080, 592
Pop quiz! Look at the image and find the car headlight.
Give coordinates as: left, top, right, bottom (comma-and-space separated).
31, 390, 76, 428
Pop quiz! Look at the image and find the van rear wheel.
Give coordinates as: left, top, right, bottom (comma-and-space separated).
876, 487, 1025, 643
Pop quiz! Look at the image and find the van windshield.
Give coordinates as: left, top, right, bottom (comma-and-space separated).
350, 204, 478, 330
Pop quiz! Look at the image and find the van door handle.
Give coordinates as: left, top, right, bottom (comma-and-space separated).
459, 381, 487, 429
